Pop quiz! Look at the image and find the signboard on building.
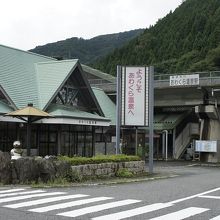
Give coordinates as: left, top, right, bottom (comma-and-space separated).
121, 66, 149, 126
37, 118, 110, 127
170, 74, 199, 86
195, 140, 217, 153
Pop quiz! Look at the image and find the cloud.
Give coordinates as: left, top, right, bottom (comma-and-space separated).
0, 0, 181, 50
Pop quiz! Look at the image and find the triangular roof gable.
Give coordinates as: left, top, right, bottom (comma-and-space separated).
36, 59, 78, 110
36, 60, 104, 116
76, 64, 104, 116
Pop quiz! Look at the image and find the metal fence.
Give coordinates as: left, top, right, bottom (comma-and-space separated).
89, 71, 220, 90
154, 71, 220, 88
154, 71, 220, 81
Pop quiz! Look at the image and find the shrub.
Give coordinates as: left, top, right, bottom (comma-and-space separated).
58, 154, 141, 166
116, 168, 134, 178
137, 144, 149, 159
64, 170, 82, 182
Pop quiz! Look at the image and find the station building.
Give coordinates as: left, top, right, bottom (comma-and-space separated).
1, 44, 220, 162
0, 44, 116, 156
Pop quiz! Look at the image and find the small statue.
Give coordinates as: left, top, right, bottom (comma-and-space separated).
11, 141, 23, 160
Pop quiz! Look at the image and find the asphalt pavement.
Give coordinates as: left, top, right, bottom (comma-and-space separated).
0, 161, 220, 219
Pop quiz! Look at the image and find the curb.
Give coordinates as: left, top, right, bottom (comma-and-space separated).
72, 173, 180, 187
186, 163, 220, 167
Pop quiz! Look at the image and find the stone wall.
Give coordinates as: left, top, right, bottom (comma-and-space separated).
71, 161, 145, 178
0, 152, 72, 184
11, 157, 72, 184
0, 150, 145, 184
0, 151, 12, 184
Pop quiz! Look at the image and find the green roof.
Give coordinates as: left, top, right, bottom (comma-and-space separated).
0, 45, 96, 111
92, 87, 186, 129
48, 104, 110, 121
0, 44, 54, 109
82, 65, 116, 83
154, 113, 186, 130
36, 59, 78, 110
0, 44, 113, 125
0, 100, 14, 113
92, 87, 116, 125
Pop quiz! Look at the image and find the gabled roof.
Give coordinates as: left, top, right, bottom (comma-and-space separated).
0, 44, 104, 118
82, 65, 116, 83
35, 59, 78, 110
92, 87, 116, 125
0, 44, 54, 109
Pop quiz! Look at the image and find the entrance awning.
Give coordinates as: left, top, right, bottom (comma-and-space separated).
120, 112, 187, 131
154, 112, 187, 130
35, 105, 111, 127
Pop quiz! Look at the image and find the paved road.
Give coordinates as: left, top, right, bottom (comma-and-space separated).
0, 162, 220, 219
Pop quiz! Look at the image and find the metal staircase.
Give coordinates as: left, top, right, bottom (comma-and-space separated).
174, 123, 199, 159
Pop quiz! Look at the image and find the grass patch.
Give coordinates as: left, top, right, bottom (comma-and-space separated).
31, 177, 72, 188
31, 170, 83, 188
116, 168, 134, 178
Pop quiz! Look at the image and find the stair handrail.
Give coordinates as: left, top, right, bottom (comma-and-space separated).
174, 123, 199, 159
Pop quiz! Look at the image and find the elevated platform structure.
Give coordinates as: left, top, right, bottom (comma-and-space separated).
88, 70, 220, 161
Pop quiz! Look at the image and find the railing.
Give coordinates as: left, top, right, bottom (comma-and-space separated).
174, 123, 199, 159
155, 71, 220, 88
89, 71, 220, 90
154, 71, 220, 81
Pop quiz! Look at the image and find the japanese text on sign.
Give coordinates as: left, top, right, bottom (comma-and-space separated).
195, 140, 217, 153
121, 66, 149, 126
170, 74, 199, 86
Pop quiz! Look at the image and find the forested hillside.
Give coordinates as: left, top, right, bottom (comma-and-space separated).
30, 29, 144, 64
93, 0, 220, 75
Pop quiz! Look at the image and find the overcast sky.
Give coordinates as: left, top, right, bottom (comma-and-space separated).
1, 0, 182, 50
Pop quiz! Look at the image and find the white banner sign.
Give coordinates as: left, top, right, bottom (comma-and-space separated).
170, 74, 199, 86
195, 140, 217, 153
121, 66, 149, 126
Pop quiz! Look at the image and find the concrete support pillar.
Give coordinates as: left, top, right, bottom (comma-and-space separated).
201, 119, 220, 163
207, 119, 220, 140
